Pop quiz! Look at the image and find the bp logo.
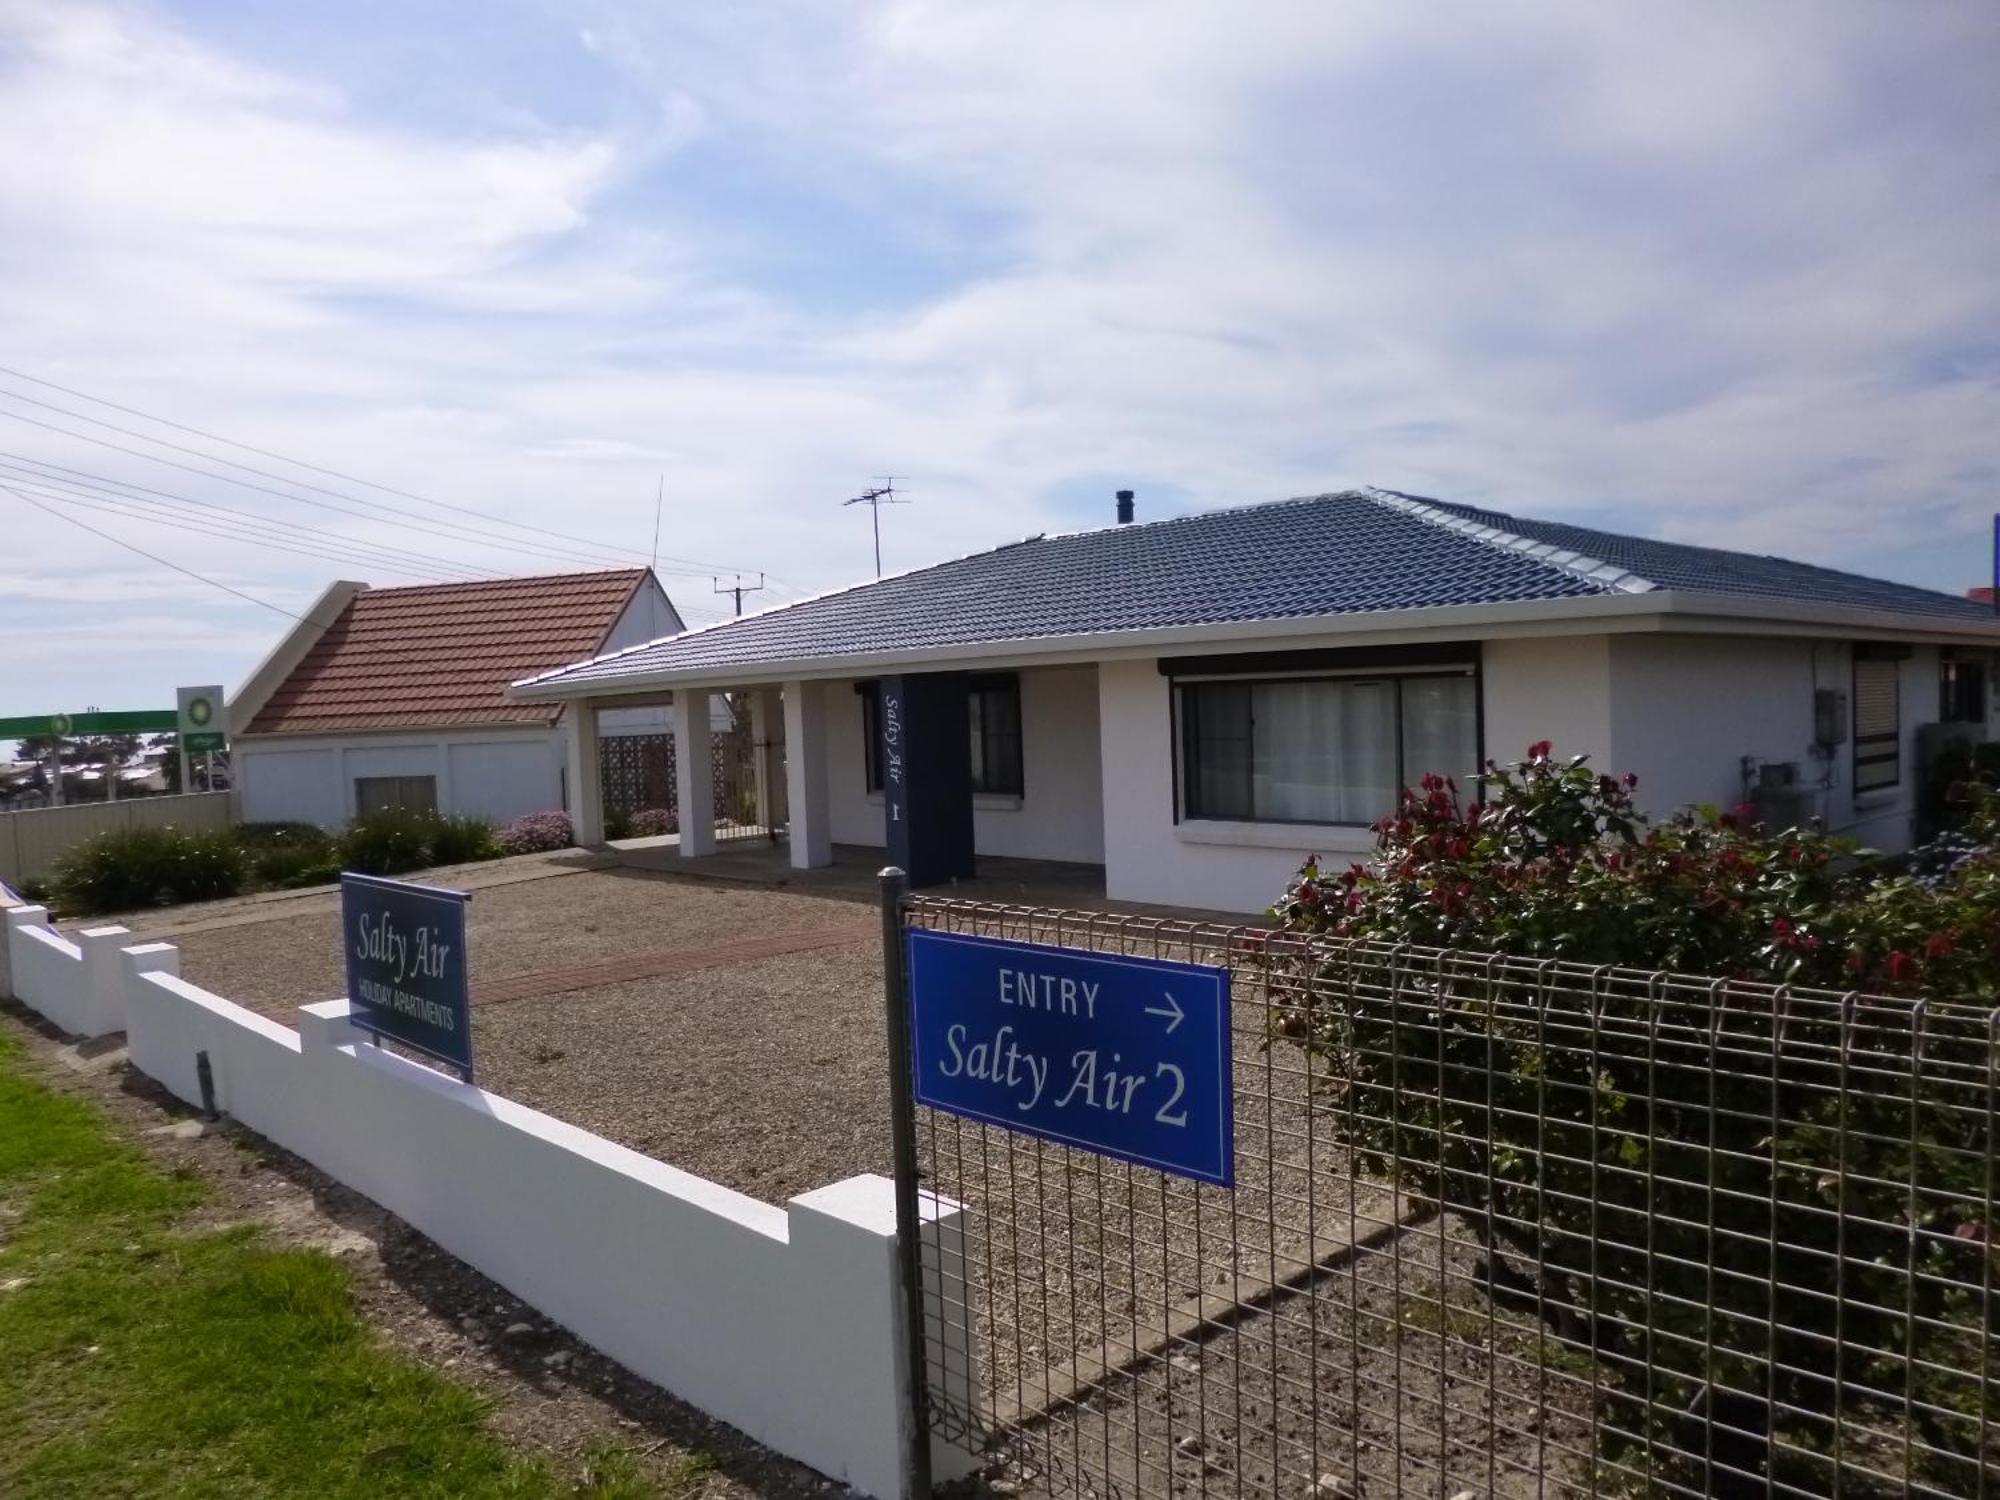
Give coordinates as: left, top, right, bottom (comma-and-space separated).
186, 696, 214, 727
49, 713, 72, 736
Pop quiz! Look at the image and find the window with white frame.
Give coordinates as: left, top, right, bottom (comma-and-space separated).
1176, 667, 1478, 825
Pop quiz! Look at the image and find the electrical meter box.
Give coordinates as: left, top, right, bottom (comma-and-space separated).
1814, 688, 1849, 749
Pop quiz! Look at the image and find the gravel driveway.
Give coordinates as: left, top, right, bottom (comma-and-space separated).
147, 865, 895, 1202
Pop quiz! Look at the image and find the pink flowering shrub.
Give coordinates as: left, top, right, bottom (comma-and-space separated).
626, 807, 677, 838
495, 810, 574, 854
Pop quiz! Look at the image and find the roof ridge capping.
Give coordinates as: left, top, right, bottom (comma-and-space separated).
1364, 487, 1657, 596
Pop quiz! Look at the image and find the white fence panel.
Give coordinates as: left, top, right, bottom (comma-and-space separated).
0, 790, 234, 887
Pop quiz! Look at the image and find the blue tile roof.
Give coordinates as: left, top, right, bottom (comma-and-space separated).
1394, 491, 1994, 624
520, 488, 1990, 688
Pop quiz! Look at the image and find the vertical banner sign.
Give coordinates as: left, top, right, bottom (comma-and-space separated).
176, 685, 227, 754
340, 873, 473, 1078
879, 677, 909, 869
907, 929, 1234, 1186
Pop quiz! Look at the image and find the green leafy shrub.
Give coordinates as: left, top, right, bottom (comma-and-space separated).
1271, 745, 2000, 1492
48, 826, 247, 914
338, 809, 436, 876
602, 808, 633, 841
424, 814, 498, 866
232, 822, 340, 890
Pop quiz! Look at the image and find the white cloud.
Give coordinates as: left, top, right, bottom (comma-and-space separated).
2, 0, 1997, 718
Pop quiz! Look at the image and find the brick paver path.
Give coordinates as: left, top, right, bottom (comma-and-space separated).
472, 920, 876, 1007
248, 918, 876, 1025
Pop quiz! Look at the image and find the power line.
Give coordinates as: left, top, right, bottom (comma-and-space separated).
3, 478, 475, 583
0, 403, 686, 575
0, 459, 495, 582
4, 482, 321, 621
5, 483, 725, 683
0, 367, 764, 577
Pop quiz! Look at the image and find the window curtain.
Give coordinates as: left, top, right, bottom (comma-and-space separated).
1401, 675, 1478, 785
1251, 680, 1397, 823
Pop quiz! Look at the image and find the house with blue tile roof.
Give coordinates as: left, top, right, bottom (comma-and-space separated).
513, 488, 2000, 913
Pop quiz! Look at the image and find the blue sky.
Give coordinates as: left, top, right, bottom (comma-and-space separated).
1, 0, 1997, 728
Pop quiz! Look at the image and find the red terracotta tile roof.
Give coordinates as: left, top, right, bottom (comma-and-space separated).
246, 570, 651, 734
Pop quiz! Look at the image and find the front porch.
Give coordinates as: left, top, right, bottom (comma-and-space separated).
562, 665, 1111, 890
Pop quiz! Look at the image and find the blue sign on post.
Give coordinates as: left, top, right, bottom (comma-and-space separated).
907, 929, 1234, 1187
340, 873, 472, 1079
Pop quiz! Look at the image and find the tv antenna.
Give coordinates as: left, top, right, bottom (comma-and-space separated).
713, 572, 766, 617
843, 476, 908, 578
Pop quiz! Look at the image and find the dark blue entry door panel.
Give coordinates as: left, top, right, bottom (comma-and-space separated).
907, 928, 1234, 1186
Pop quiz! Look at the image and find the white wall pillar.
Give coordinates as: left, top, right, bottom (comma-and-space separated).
676, 690, 716, 857
563, 700, 605, 846
3, 902, 50, 1002
783, 679, 832, 869
78, 924, 134, 1038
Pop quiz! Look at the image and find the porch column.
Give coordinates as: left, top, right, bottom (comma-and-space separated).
782, 679, 832, 869
675, 689, 715, 858
563, 699, 605, 845
751, 686, 784, 835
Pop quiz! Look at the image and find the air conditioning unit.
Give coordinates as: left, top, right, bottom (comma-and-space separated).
1749, 761, 1816, 832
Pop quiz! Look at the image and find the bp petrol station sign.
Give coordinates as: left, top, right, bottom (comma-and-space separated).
176, 685, 227, 754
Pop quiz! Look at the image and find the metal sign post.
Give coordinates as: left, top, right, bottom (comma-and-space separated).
906, 928, 1234, 1187
879, 867, 934, 1500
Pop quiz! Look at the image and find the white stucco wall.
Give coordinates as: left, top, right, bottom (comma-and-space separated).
1096, 657, 1347, 914
236, 728, 563, 827
823, 666, 1107, 864
1481, 634, 1614, 772
1607, 634, 1934, 851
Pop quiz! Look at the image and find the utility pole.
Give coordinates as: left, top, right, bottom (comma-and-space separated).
712, 572, 766, 617
843, 477, 908, 578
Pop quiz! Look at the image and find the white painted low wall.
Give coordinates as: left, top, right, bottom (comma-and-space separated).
3, 905, 137, 1038
5, 915, 975, 1499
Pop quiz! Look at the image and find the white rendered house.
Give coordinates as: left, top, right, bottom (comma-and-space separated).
514, 490, 2000, 914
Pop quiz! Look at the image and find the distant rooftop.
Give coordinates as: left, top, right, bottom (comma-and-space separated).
251, 569, 651, 734
518, 489, 1991, 692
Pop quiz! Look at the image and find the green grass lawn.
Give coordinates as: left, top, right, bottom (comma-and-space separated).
0, 1030, 685, 1499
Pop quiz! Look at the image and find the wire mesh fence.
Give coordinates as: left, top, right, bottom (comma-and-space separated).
902, 896, 1999, 1500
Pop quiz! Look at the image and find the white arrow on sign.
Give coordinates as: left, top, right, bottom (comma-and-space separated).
1146, 990, 1185, 1034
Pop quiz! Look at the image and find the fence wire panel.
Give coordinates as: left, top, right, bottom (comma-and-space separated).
903, 898, 2000, 1500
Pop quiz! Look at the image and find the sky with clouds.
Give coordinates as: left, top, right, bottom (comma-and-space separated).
1, 0, 1997, 726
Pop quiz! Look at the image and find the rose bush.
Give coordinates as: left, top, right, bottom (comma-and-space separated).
1269, 745, 2000, 1494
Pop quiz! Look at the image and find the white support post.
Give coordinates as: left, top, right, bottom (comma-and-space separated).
751, 686, 782, 834
783, 679, 832, 869
564, 700, 605, 846
675, 690, 716, 858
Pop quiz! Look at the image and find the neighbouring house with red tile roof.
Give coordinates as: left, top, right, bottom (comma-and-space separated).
227, 569, 687, 828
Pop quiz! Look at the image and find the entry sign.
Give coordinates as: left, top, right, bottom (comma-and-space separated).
907, 930, 1234, 1187
340, 873, 472, 1076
